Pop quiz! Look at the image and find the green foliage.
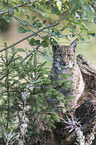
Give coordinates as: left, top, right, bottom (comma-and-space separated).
18, 26, 28, 33
0, 0, 96, 144
0, 46, 62, 144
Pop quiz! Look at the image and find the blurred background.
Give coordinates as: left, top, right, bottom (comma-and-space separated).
0, 1, 96, 67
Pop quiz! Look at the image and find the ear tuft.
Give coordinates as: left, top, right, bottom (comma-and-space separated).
52, 43, 59, 52
70, 39, 78, 52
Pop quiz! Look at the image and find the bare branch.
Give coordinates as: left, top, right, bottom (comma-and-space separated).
0, 7, 71, 52
0, 22, 59, 52
0, 1, 34, 15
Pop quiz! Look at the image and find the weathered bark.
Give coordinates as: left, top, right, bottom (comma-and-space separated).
76, 54, 96, 97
